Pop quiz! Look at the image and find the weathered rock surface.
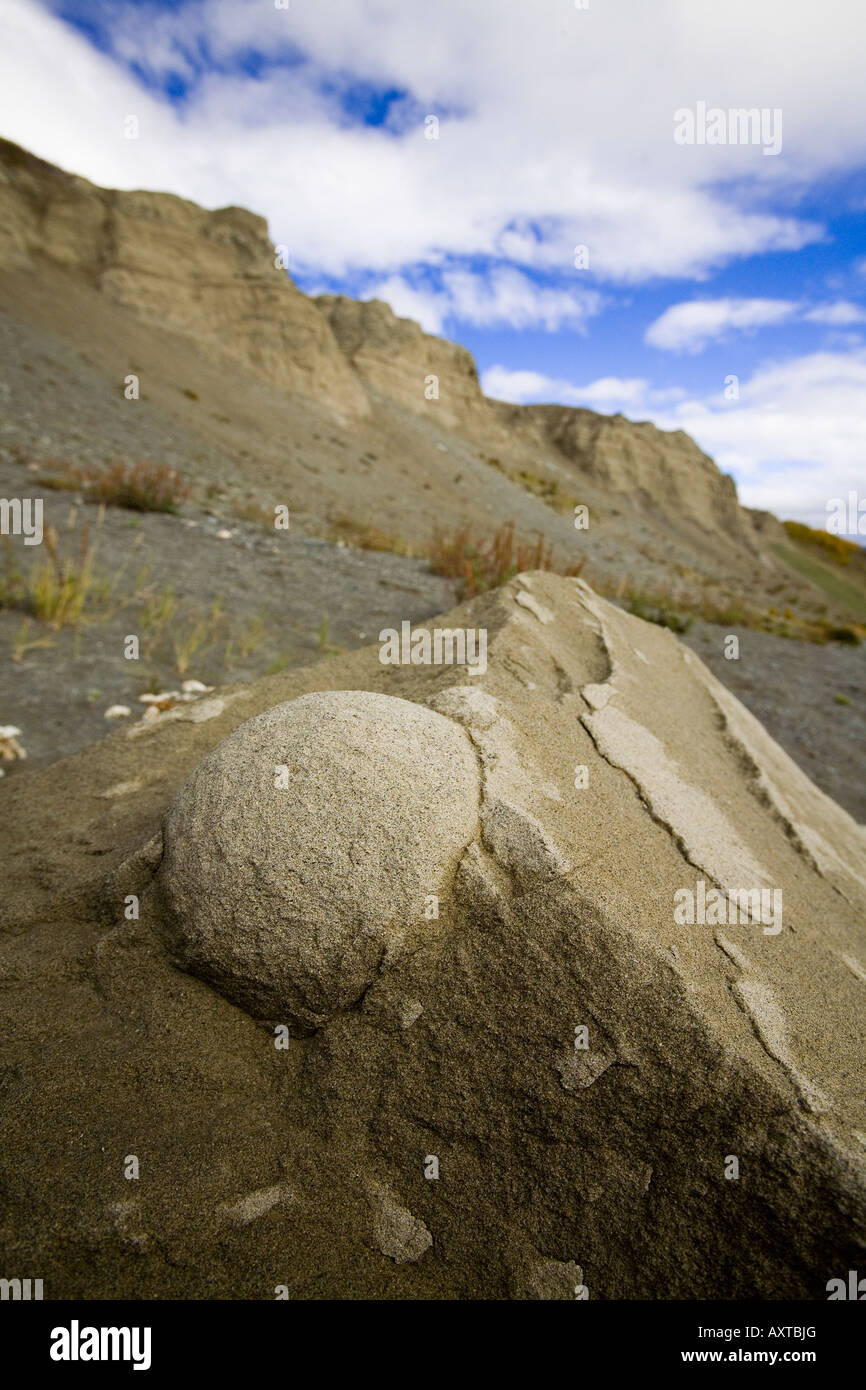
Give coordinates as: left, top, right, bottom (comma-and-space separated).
522, 402, 752, 542
317, 293, 486, 431
366, 1181, 433, 1264
0, 138, 370, 418
1, 585, 864, 1298
156, 690, 480, 1028
316, 291, 759, 543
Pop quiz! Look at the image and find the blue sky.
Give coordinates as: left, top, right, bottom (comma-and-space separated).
1, 0, 864, 529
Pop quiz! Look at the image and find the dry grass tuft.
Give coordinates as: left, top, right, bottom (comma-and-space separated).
1, 523, 97, 627
40, 459, 190, 514
428, 521, 584, 597
326, 516, 416, 555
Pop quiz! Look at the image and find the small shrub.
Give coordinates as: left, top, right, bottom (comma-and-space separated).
40, 459, 190, 513
783, 520, 861, 566
428, 521, 583, 598
825, 626, 861, 645
88, 461, 190, 513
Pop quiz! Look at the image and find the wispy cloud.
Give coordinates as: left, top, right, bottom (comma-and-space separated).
481, 366, 684, 411
645, 299, 800, 353
366, 268, 601, 334
646, 296, 866, 352
803, 301, 866, 325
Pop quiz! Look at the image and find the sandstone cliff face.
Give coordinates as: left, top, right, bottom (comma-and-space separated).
0, 139, 370, 419
315, 292, 758, 543
0, 137, 766, 545
527, 404, 752, 541
316, 293, 486, 430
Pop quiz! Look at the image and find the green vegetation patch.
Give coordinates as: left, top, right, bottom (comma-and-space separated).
771, 542, 866, 622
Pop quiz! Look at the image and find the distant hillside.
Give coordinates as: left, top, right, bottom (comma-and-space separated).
0, 135, 860, 637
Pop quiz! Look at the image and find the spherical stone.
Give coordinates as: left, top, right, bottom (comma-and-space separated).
155, 690, 481, 1028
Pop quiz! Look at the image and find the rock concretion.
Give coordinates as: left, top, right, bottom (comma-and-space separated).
156, 690, 480, 1028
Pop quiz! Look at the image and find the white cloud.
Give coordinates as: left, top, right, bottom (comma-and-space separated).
481, 367, 565, 404
645, 298, 799, 353
364, 277, 448, 334
646, 296, 866, 352
440, 268, 600, 331
1, 0, 861, 281
566, 376, 649, 407
655, 351, 866, 525
803, 301, 866, 325
365, 267, 600, 334
481, 366, 682, 412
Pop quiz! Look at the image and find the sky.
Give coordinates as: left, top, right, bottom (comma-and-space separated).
0, 0, 864, 529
